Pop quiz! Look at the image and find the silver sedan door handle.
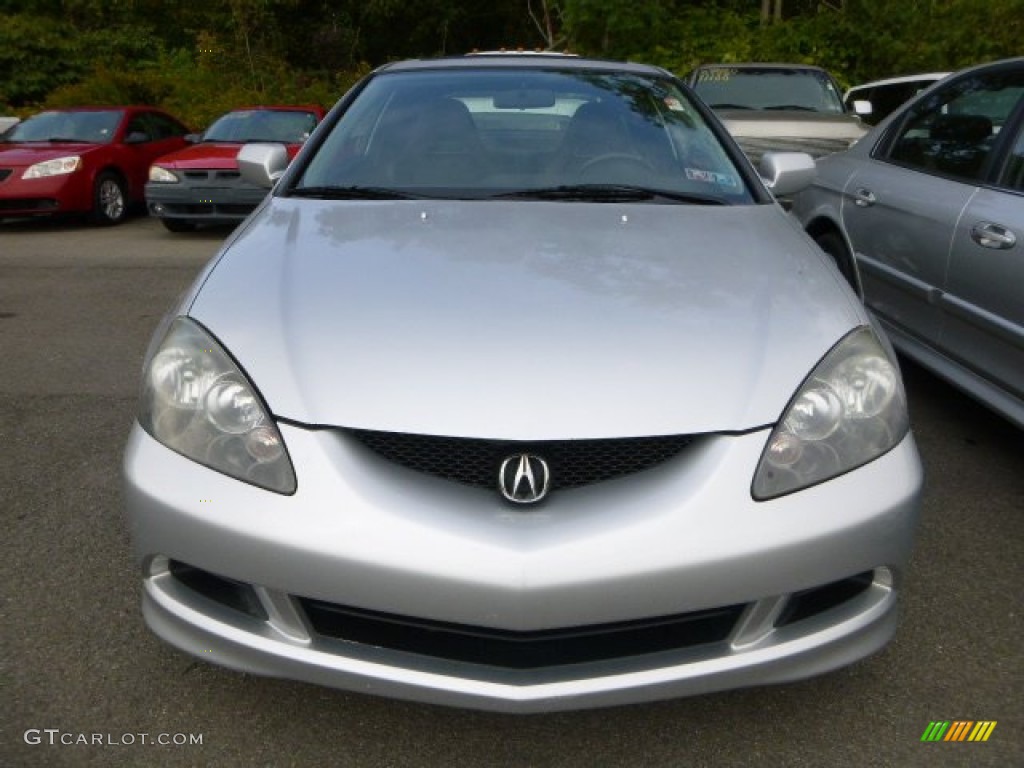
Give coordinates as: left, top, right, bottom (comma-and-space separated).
852, 188, 876, 207
970, 221, 1017, 250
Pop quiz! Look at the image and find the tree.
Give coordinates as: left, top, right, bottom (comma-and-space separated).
528, 0, 565, 50
761, 0, 782, 24
4, 0, 1022, 117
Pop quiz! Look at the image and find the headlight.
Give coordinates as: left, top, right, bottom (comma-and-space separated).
148, 165, 179, 183
752, 327, 908, 500
138, 317, 296, 494
22, 156, 81, 179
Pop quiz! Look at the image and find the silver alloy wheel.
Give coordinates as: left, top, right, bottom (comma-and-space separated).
95, 174, 127, 224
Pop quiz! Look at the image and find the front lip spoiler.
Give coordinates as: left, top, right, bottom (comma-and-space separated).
141, 560, 900, 713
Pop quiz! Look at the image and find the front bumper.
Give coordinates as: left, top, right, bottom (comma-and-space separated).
0, 171, 90, 216
124, 423, 923, 712
145, 178, 267, 222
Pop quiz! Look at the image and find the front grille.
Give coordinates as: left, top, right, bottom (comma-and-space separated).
0, 198, 58, 212
348, 430, 695, 493
180, 170, 243, 183
161, 202, 257, 217
162, 559, 878, 675
300, 598, 744, 669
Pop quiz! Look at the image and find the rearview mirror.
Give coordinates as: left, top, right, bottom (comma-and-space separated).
238, 143, 290, 189
494, 90, 556, 109
759, 152, 816, 197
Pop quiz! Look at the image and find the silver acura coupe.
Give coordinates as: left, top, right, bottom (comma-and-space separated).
123, 54, 923, 712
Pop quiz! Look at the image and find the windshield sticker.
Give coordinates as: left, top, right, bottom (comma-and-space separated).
664, 97, 686, 112
686, 168, 739, 187
697, 68, 736, 83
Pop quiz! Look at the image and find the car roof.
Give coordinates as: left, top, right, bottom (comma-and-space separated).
849, 58, 1024, 101
375, 54, 672, 77
230, 105, 325, 113
29, 106, 182, 121
846, 73, 951, 93
693, 62, 830, 73
927, 56, 1024, 82
38, 106, 148, 112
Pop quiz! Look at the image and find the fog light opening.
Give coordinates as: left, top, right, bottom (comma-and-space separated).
775, 570, 875, 627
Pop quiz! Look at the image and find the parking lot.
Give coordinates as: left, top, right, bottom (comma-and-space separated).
2, 215, 1022, 767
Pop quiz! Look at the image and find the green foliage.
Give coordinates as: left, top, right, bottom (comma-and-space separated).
561, 0, 1024, 85
3, 0, 1022, 121
0, 11, 172, 113
0, 13, 87, 110
563, 0, 674, 59
44, 44, 365, 129
639, 6, 760, 75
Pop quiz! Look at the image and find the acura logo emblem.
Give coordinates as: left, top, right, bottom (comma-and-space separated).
499, 454, 551, 504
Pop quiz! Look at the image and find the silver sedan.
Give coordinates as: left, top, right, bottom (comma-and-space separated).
123, 54, 922, 712
792, 57, 1024, 428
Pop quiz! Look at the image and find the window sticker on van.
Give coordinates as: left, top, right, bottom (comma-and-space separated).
697, 68, 737, 83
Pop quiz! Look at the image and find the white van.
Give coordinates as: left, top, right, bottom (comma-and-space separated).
844, 73, 950, 125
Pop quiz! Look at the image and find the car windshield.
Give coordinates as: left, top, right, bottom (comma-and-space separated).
204, 109, 319, 143
693, 68, 846, 113
3, 110, 123, 143
295, 68, 755, 203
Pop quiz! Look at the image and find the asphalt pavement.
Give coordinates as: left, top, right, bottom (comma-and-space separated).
2, 215, 1021, 767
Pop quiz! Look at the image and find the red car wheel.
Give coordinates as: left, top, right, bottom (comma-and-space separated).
92, 172, 128, 225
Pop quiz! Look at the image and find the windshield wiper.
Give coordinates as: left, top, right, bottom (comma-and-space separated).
46, 136, 85, 142
709, 103, 753, 110
763, 105, 819, 112
289, 185, 420, 200
493, 184, 726, 205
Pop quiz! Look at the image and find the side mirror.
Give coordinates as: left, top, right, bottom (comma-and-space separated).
184, 133, 202, 144
852, 99, 873, 116
125, 131, 150, 144
759, 152, 816, 197
238, 142, 290, 188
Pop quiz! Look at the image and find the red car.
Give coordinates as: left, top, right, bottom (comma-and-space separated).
0, 107, 190, 225
146, 105, 325, 232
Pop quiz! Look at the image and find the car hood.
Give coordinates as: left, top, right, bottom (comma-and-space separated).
0, 142, 101, 167
155, 142, 302, 170
188, 199, 864, 439
717, 111, 867, 140
153, 143, 244, 170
